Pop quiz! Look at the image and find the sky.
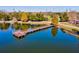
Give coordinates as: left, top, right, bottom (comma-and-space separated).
0, 6, 79, 12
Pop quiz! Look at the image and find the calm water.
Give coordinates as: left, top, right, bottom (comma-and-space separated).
0, 23, 79, 53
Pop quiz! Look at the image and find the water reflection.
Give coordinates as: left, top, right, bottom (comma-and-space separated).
51, 27, 58, 37
60, 27, 79, 39
13, 25, 48, 39
13, 34, 25, 40
12, 23, 29, 40
0, 23, 10, 31
12, 23, 30, 31
30, 25, 46, 29
12, 22, 21, 30
12, 24, 47, 40
60, 28, 66, 33
21, 24, 29, 31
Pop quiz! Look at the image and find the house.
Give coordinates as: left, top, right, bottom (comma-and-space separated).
67, 11, 79, 24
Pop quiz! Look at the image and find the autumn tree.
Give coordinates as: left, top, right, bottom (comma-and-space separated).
52, 15, 59, 26
21, 12, 28, 22
51, 27, 58, 37
0, 13, 4, 20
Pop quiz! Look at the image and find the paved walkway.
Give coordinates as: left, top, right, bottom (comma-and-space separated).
59, 22, 79, 31
0, 21, 51, 25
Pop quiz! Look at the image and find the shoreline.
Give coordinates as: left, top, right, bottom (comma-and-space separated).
0, 21, 52, 25
13, 25, 53, 38
59, 22, 79, 31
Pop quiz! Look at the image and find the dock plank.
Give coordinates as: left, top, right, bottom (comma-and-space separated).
13, 25, 53, 38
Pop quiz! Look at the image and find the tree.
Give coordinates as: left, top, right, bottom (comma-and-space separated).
21, 12, 28, 22
0, 14, 3, 20
47, 15, 52, 21
0, 11, 6, 20
52, 15, 59, 26
4, 14, 12, 21
29, 14, 36, 21
36, 13, 46, 21
28, 12, 46, 21
60, 12, 69, 22
10, 11, 21, 21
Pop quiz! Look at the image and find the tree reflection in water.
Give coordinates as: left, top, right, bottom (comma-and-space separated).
12, 23, 30, 31
13, 35, 25, 40
12, 22, 21, 31
0, 23, 10, 31
60, 28, 66, 33
13, 23, 30, 40
21, 24, 29, 31
51, 27, 58, 37
60, 28, 79, 40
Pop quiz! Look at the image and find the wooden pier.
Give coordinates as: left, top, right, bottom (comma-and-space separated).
13, 30, 26, 38
13, 25, 53, 38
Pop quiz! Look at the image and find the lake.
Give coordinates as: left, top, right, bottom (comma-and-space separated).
0, 23, 79, 53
